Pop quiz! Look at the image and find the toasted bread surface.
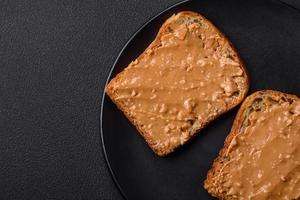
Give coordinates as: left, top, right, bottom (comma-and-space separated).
204, 90, 300, 199
106, 11, 249, 156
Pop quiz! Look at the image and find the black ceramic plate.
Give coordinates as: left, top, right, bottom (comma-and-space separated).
101, 0, 300, 199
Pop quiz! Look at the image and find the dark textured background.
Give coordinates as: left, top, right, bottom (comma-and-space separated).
0, 0, 299, 200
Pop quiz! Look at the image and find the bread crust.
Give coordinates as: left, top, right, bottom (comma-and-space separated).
204, 90, 300, 199
106, 11, 250, 156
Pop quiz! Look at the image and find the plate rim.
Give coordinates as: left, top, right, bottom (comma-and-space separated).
99, 0, 300, 199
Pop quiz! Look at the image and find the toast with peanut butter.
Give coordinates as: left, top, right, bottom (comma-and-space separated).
204, 90, 300, 199
106, 11, 249, 156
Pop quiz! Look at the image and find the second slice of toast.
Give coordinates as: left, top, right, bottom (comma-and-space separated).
205, 90, 300, 199
106, 11, 249, 156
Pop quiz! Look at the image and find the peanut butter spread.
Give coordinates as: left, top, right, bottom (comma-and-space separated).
108, 14, 247, 154
215, 98, 300, 199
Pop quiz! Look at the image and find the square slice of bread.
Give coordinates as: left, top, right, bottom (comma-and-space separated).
106, 11, 249, 156
204, 90, 300, 199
